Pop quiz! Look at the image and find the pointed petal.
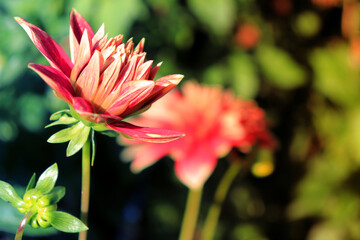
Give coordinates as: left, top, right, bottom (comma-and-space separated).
70, 29, 92, 82
29, 63, 74, 104
93, 33, 108, 52
134, 60, 153, 80
115, 55, 138, 89
69, 26, 79, 63
15, 17, 73, 77
101, 45, 116, 61
134, 38, 145, 54
69, 9, 94, 43
143, 74, 183, 106
174, 144, 218, 189
149, 62, 162, 80
107, 121, 185, 143
75, 50, 102, 101
93, 54, 122, 106
125, 38, 134, 52
106, 80, 154, 116
92, 24, 105, 48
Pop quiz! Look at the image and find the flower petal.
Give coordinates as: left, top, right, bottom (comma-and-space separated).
15, 17, 73, 77
28, 63, 74, 104
134, 60, 153, 80
149, 62, 162, 80
69, 24, 79, 63
142, 74, 184, 107
73, 97, 94, 116
70, 29, 92, 82
93, 53, 122, 106
174, 144, 218, 190
69, 9, 94, 44
92, 24, 105, 49
134, 38, 145, 54
107, 121, 185, 143
75, 50, 103, 101
109, 80, 155, 116
115, 55, 138, 88
103, 80, 154, 115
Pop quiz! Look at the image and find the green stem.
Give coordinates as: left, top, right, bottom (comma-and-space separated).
200, 162, 241, 240
15, 211, 34, 240
79, 138, 91, 240
179, 188, 203, 240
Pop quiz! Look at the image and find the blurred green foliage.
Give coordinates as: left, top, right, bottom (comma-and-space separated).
1, 0, 360, 239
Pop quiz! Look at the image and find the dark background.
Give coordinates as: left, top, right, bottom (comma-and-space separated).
1, 0, 359, 239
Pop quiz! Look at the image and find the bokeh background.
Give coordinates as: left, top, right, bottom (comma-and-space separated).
0, 0, 359, 239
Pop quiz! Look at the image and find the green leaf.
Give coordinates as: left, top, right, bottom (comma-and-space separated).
47, 121, 86, 143
310, 44, 360, 107
256, 44, 306, 89
66, 125, 91, 157
49, 211, 88, 233
17, 94, 47, 133
187, 0, 236, 36
45, 114, 78, 128
229, 52, 259, 99
231, 224, 267, 240
35, 163, 58, 194
0, 181, 24, 208
25, 173, 36, 192
203, 63, 228, 85
91, 129, 96, 166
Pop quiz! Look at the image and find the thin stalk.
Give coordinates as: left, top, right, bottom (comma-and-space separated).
15, 211, 34, 240
179, 188, 203, 240
79, 139, 91, 240
200, 162, 241, 240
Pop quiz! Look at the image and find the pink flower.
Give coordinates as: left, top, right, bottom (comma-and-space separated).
15, 9, 184, 143
122, 82, 276, 189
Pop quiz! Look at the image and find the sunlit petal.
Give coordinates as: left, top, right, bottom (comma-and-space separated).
15, 17, 73, 77
28, 63, 74, 104
107, 121, 184, 143
69, 9, 94, 43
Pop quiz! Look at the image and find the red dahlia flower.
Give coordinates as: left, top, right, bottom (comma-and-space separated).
14, 9, 184, 147
122, 82, 276, 189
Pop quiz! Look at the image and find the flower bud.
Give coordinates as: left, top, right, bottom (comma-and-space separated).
30, 217, 40, 229
38, 204, 57, 218
23, 189, 41, 204
37, 196, 51, 208
37, 215, 51, 228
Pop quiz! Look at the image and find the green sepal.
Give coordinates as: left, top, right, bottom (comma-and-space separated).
66, 125, 91, 157
45, 115, 78, 128
47, 121, 86, 144
97, 130, 119, 137
0, 181, 25, 208
48, 211, 88, 233
38, 186, 65, 207
26, 173, 36, 192
69, 106, 98, 127
49, 110, 72, 121
91, 123, 109, 132
35, 163, 58, 194
91, 129, 96, 166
